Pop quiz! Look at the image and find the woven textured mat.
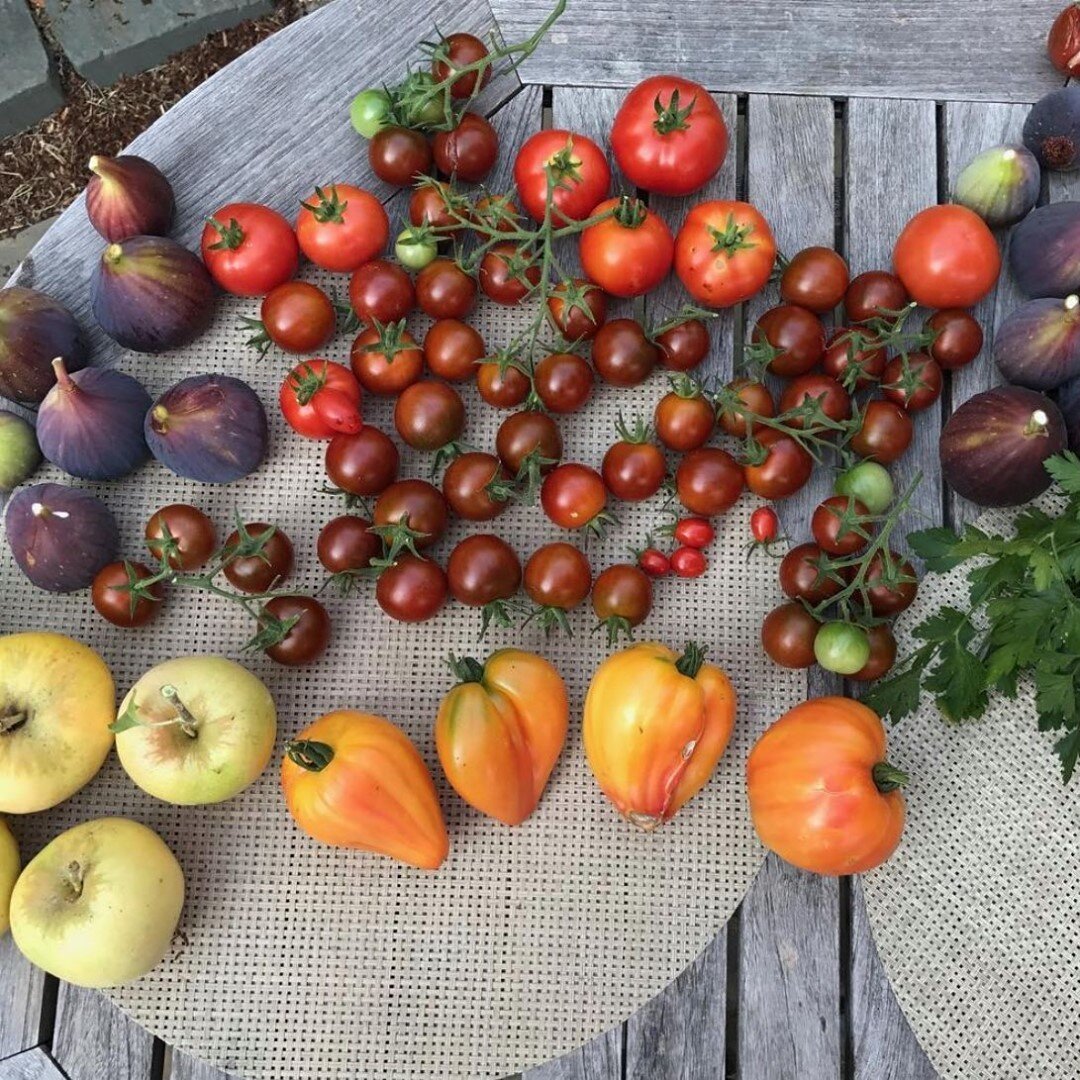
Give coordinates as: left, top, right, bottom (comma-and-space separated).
864, 502, 1080, 1080
0, 266, 804, 1080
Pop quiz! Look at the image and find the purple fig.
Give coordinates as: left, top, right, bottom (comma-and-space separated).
91, 236, 215, 354
5, 482, 119, 592
85, 154, 175, 242
1023, 85, 1080, 172
37, 358, 150, 480
145, 374, 268, 483
0, 287, 88, 405
1055, 374, 1080, 453
0, 410, 41, 492
993, 295, 1080, 391
953, 145, 1040, 229
1008, 202, 1080, 298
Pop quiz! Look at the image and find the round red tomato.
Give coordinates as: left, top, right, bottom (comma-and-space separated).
432, 112, 498, 183
201, 202, 298, 296
92, 561, 162, 628
223, 523, 294, 593
258, 281, 336, 354
602, 436, 666, 502
579, 196, 674, 298
718, 378, 775, 437
925, 309, 983, 370
409, 180, 468, 234
675, 447, 743, 516
524, 542, 592, 610
145, 504, 216, 571
376, 555, 447, 622
673, 517, 714, 549
373, 479, 448, 549
654, 387, 715, 452
534, 352, 594, 414
369, 126, 433, 187
744, 429, 813, 500
513, 130, 611, 225
761, 602, 821, 669
657, 318, 710, 371
752, 305, 826, 377
393, 380, 466, 451
845, 271, 909, 323
447, 534, 521, 608
479, 242, 540, 305
779, 543, 842, 604
591, 318, 659, 386
431, 31, 491, 98
778, 373, 851, 427
862, 551, 918, 615
547, 279, 608, 342
416, 258, 476, 319
893, 205, 1001, 308
423, 318, 484, 382
821, 327, 887, 390
611, 75, 728, 196
261, 596, 330, 665
882, 352, 943, 412
670, 546, 708, 578
279, 360, 362, 439
296, 184, 388, 272
849, 624, 897, 682
540, 463, 609, 532
811, 495, 871, 556
350, 323, 423, 396
675, 200, 776, 308
750, 506, 780, 544
779, 246, 849, 313
591, 564, 653, 639
349, 259, 414, 325
442, 451, 510, 521
325, 426, 400, 497
477, 360, 530, 408
318, 515, 380, 575
851, 400, 913, 464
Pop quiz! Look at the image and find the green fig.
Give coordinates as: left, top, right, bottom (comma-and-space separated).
953, 145, 1040, 229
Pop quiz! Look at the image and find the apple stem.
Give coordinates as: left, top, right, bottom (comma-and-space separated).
64, 861, 85, 901
0, 709, 26, 734
161, 684, 199, 738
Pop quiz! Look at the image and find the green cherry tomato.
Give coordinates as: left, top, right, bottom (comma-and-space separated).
395, 228, 438, 270
350, 89, 391, 138
834, 460, 895, 515
401, 72, 447, 128
814, 621, 871, 675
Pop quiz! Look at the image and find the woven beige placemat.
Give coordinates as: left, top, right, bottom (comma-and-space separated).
0, 268, 803, 1079
863, 504, 1080, 1080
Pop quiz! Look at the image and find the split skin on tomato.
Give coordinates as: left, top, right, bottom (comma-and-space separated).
675, 200, 777, 308
279, 360, 361, 439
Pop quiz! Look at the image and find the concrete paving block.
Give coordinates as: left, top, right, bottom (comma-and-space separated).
44, 0, 276, 86
1, 217, 59, 283
0, 0, 64, 138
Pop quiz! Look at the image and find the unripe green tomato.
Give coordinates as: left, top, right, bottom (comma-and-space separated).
814, 621, 871, 675
834, 461, 894, 515
350, 89, 391, 138
395, 229, 438, 270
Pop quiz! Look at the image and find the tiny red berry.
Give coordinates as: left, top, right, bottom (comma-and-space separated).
670, 546, 707, 578
638, 548, 671, 577
750, 506, 780, 543
673, 517, 714, 549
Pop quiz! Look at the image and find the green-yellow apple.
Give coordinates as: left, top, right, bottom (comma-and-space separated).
0, 632, 115, 814
115, 656, 276, 805
0, 818, 18, 935
0, 410, 40, 492
10, 817, 184, 987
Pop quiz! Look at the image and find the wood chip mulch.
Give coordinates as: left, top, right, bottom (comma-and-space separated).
0, 1, 310, 239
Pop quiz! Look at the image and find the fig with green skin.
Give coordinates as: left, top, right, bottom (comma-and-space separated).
993, 295, 1080, 390
0, 287, 88, 405
37, 358, 150, 480
953, 145, 1040, 228
1008, 202, 1080, 298
1023, 85, 1080, 172
0, 410, 41, 491
85, 155, 175, 242
91, 236, 215, 354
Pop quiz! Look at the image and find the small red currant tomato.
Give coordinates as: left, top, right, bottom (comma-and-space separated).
638, 548, 671, 577
670, 546, 707, 578
750, 506, 780, 543
673, 517, 714, 549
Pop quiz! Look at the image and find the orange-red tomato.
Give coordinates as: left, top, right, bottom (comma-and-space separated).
746, 696, 907, 875
281, 710, 448, 870
435, 650, 568, 826
583, 642, 737, 828
892, 204, 1001, 309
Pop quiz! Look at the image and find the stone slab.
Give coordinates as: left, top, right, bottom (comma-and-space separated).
0, 0, 64, 138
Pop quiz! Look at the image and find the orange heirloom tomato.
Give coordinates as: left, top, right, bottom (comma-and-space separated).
746, 696, 907, 876
435, 650, 568, 826
281, 710, 448, 870
583, 642, 736, 829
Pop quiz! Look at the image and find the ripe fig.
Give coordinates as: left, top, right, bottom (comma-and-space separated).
1008, 202, 1080, 298
5, 483, 120, 592
953, 145, 1040, 229
0, 410, 41, 492
993, 294, 1080, 391
0, 287, 88, 405
1023, 85, 1080, 172
37, 358, 150, 480
91, 236, 215, 354
85, 154, 175, 242
145, 374, 268, 483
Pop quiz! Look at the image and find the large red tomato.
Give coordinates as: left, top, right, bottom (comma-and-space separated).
610, 75, 728, 196
296, 184, 389, 272
579, 196, 674, 298
892, 205, 1001, 308
513, 130, 611, 226
200, 202, 298, 296
675, 200, 776, 308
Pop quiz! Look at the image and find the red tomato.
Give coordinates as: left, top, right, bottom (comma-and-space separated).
591, 318, 659, 387
523, 542, 592, 611
540, 463, 609, 532
477, 361, 530, 408
310, 388, 360, 437
845, 271, 910, 323
325, 427, 399, 497
851, 400, 913, 464
200, 203, 298, 296
882, 352, 943, 412
92, 561, 163, 628
409, 180, 468, 234
602, 438, 666, 502
744, 429, 813, 500
442, 452, 510, 521
925, 309, 983, 370
279, 360, 362, 439
811, 495, 871, 556
718, 378, 775, 437
778, 373, 851, 427
479, 242, 540, 305
750, 506, 780, 543
611, 75, 728, 196
296, 184, 389, 272
423, 319, 485, 382
670, 546, 708, 578
258, 281, 335, 355
821, 327, 887, 390
432, 112, 498, 183
579, 197, 674, 298
654, 387, 715, 452
752, 304, 826, 378
416, 258, 476, 319
675, 200, 777, 308
534, 352, 594, 414
261, 596, 330, 665
376, 555, 448, 622
368, 126, 433, 187
349, 259, 414, 326
513, 130, 611, 226
656, 318, 710, 372
350, 323, 423, 396
431, 31, 491, 98
892, 205, 1001, 309
547, 279, 608, 342
675, 447, 743, 516
673, 517, 714, 549
638, 548, 671, 577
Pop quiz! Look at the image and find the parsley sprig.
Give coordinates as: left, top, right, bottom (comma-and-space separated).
864, 452, 1080, 782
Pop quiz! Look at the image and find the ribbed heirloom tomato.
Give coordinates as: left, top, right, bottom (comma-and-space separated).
296, 184, 388, 272
200, 202, 298, 296
746, 697, 907, 875
513, 130, 611, 225
675, 200, 776, 307
611, 75, 728, 196
579, 197, 674, 298
435, 650, 567, 826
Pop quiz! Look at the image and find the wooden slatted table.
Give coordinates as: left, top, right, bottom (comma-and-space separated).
0, 1, 1067, 1077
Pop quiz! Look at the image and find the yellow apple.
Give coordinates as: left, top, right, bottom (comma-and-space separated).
115, 656, 276, 805
10, 817, 184, 987
0, 632, 115, 814
0, 818, 18, 936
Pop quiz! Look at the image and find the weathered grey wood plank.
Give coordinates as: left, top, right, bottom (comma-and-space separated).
167, 1048, 235, 1080
0, 1046, 66, 1080
844, 95, 939, 1080
942, 101, 1033, 529
491, 0, 1063, 103
0, 935, 44, 1062
52, 985, 154, 1080
738, 93, 842, 1080
624, 937, 726, 1080
523, 1029, 623, 1080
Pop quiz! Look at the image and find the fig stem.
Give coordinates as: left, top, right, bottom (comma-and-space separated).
161, 684, 199, 738
872, 761, 908, 793
51, 356, 74, 392
64, 860, 85, 901
103, 243, 124, 265
1024, 410, 1051, 438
